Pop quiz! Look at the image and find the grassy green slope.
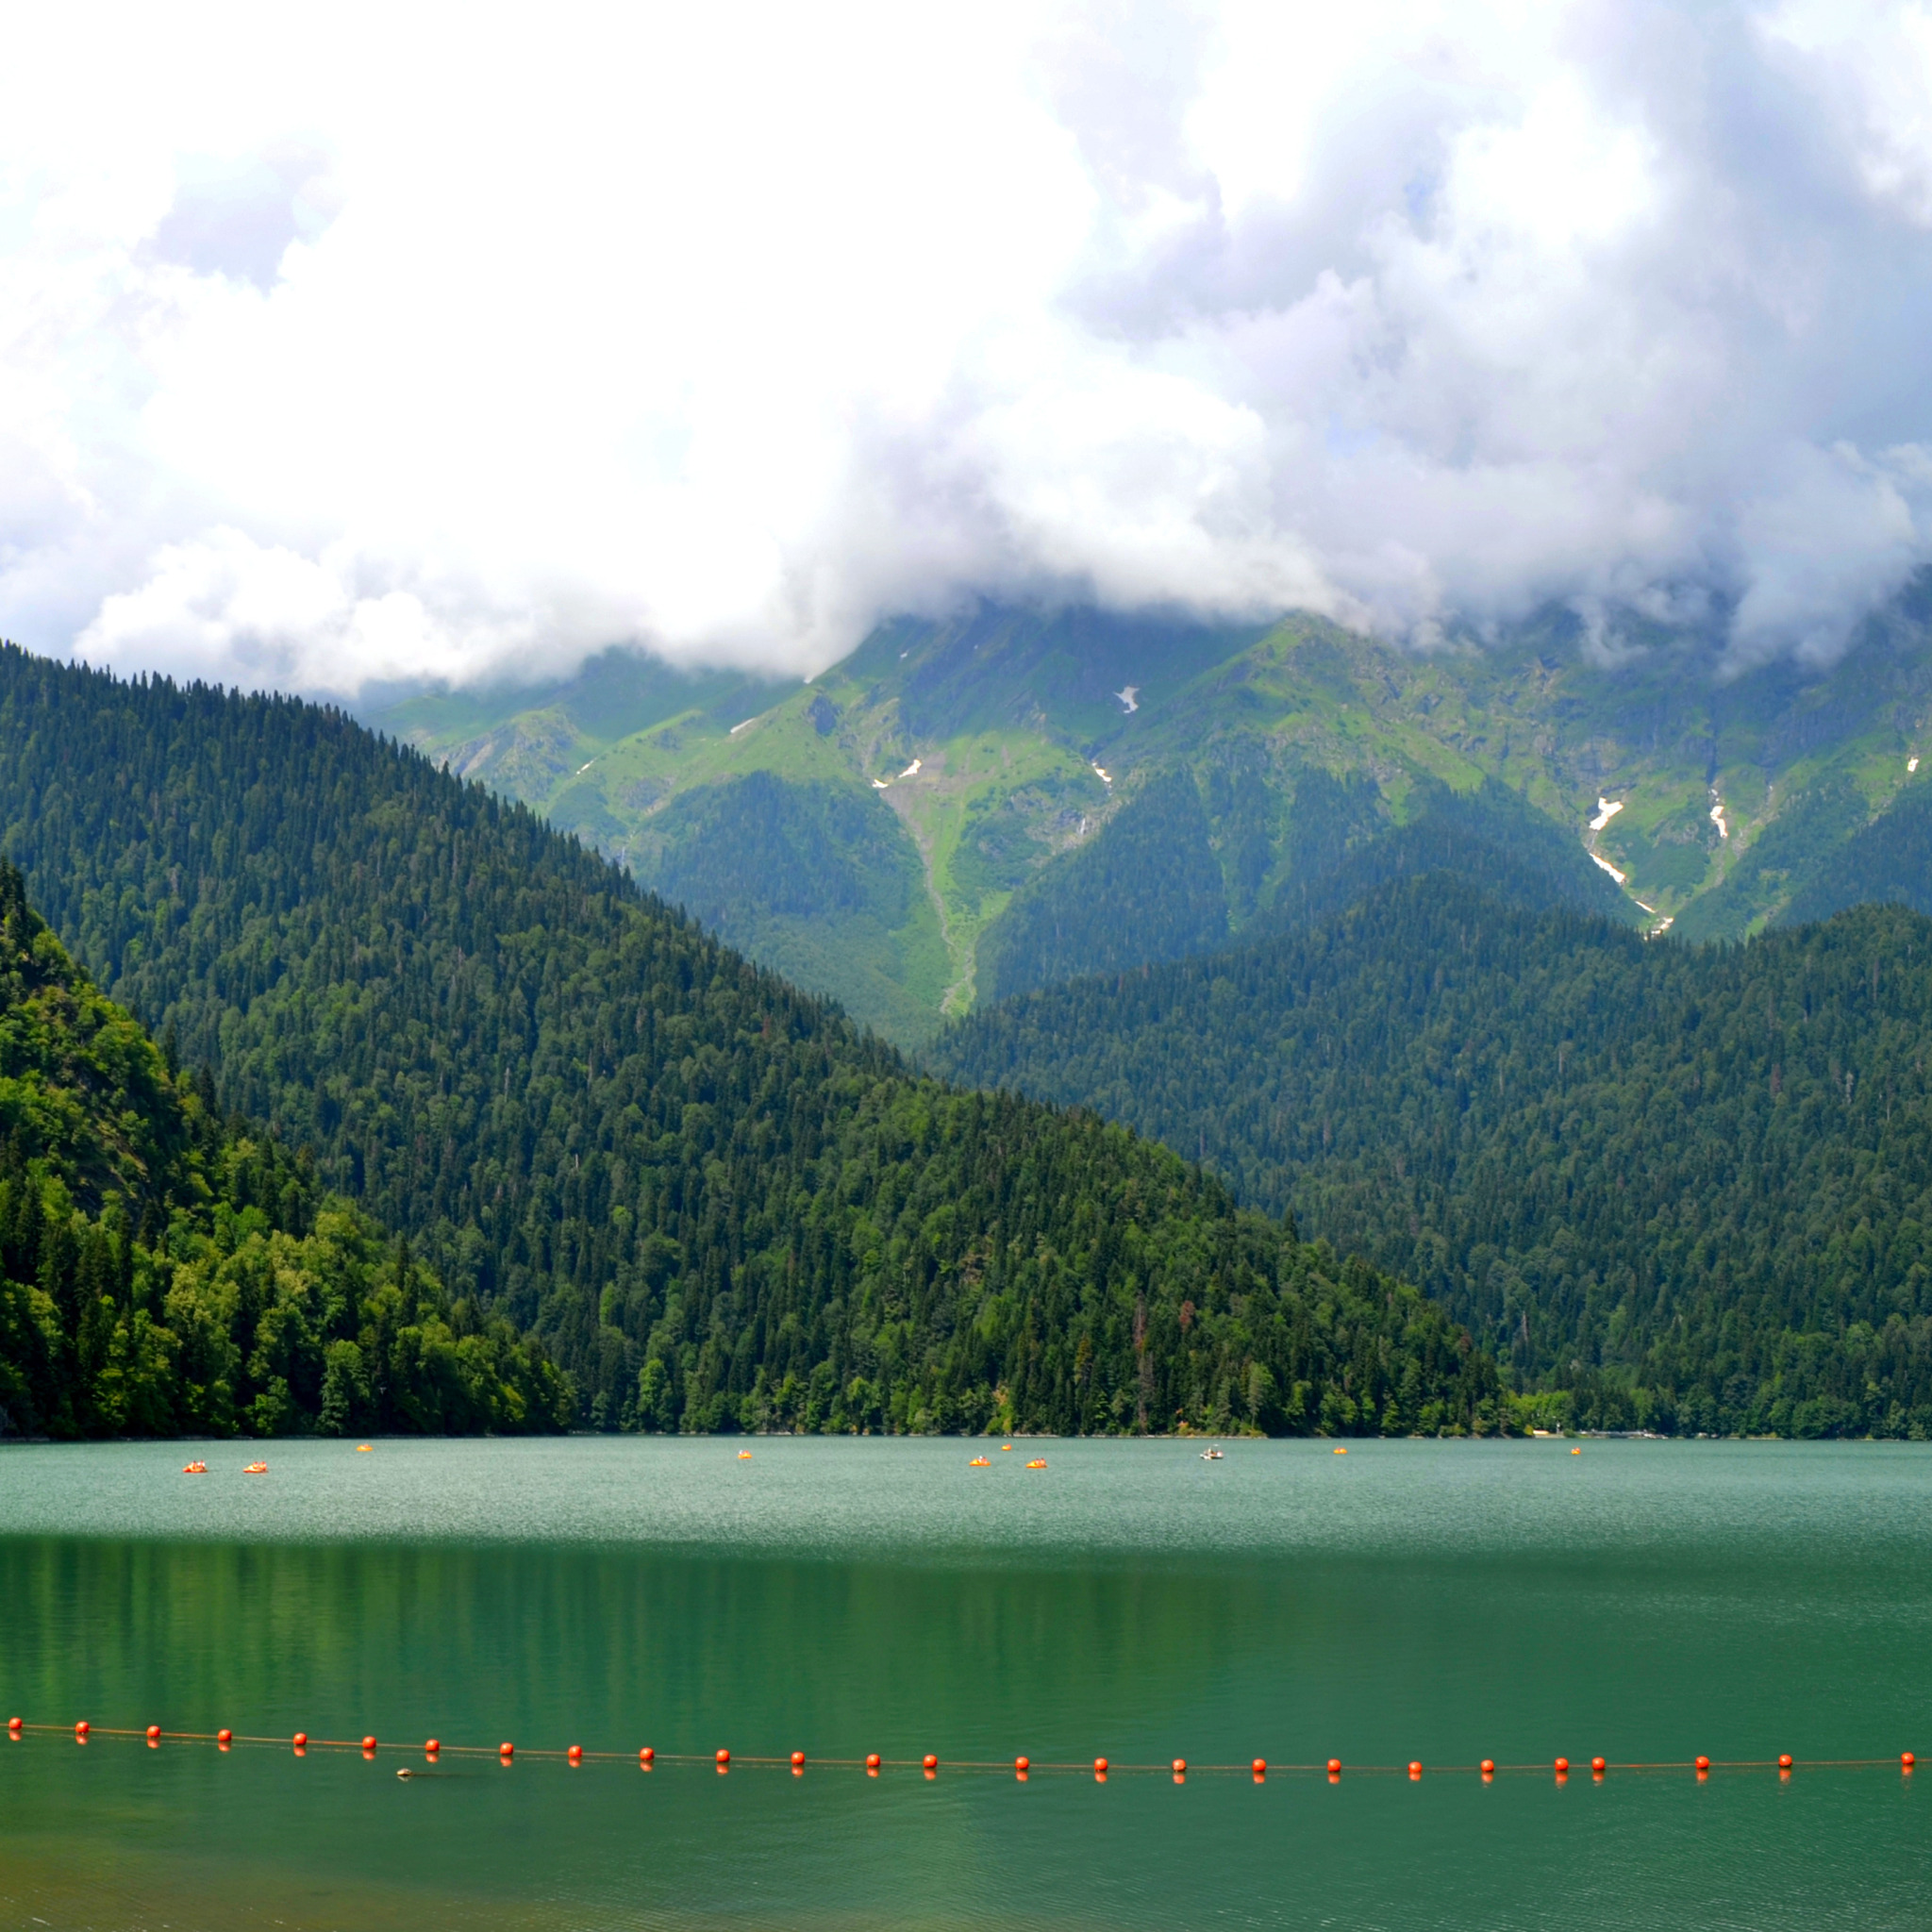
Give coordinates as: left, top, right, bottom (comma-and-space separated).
370, 588, 1932, 1039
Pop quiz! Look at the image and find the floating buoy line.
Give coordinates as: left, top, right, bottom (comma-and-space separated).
6, 1721, 1914, 1785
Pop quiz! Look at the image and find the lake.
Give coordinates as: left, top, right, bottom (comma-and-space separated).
0, 1436, 1925, 1930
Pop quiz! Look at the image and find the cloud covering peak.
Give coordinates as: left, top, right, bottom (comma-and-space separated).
7, 0, 1932, 694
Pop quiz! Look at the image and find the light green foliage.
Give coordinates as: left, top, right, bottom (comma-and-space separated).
0, 860, 570, 1440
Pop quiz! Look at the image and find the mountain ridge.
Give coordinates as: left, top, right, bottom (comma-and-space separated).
371, 589, 1932, 1041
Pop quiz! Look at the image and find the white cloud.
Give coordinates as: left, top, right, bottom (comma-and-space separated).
2, 0, 1932, 695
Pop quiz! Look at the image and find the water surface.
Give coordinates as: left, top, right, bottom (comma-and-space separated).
1, 1437, 1925, 1929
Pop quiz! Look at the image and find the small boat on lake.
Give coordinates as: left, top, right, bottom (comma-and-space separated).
1201, 1445, 1224, 1460
242, 1461, 267, 1475
181, 1461, 207, 1475
737, 1450, 752, 1459
1024, 1458, 1047, 1469
969, 1456, 991, 1467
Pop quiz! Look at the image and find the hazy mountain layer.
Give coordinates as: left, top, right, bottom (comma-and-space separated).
372, 590, 1932, 1042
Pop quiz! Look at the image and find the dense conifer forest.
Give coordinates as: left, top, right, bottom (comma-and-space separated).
0, 644, 1501, 1438
0, 862, 569, 1439
975, 769, 1236, 1005
938, 874, 1932, 1437
974, 767, 1631, 1011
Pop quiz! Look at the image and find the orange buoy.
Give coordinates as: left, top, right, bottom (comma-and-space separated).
425, 1738, 440, 1757
1591, 1757, 1607, 1776
1903, 1752, 1915, 1771
75, 1721, 90, 1740
639, 1746, 654, 1767
293, 1732, 308, 1751
1015, 1756, 1029, 1774
1093, 1757, 1108, 1774
146, 1724, 161, 1741
1326, 1757, 1341, 1776
791, 1750, 806, 1769
1694, 1755, 1710, 1773
1480, 1759, 1495, 1777
1777, 1754, 1792, 1771
1408, 1761, 1423, 1779
1553, 1757, 1568, 1774
7, 1717, 20, 1735
866, 1753, 881, 1774
501, 1741, 515, 1760
362, 1735, 377, 1753
1173, 1757, 1187, 1774
217, 1729, 233, 1747
567, 1744, 583, 1764
1252, 1757, 1266, 1777
715, 1747, 729, 1768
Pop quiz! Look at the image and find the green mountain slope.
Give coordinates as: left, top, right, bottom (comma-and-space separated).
628, 772, 953, 1042
0, 643, 1502, 1439
0, 861, 568, 1440
935, 875, 1932, 1438
977, 768, 1234, 1005
371, 591, 1932, 1041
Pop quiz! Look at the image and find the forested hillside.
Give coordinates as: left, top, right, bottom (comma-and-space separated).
979, 771, 1636, 1006
937, 875, 1932, 1438
633, 770, 950, 1043
976, 769, 1234, 1005
0, 862, 568, 1439
0, 643, 1503, 1438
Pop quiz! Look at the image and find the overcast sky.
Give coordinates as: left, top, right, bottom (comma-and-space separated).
6, 0, 1932, 695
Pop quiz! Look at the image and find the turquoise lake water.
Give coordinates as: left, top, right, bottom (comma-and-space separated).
0, 1436, 1926, 1929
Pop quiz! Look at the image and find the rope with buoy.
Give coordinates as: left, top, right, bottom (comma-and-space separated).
4, 1719, 1916, 1782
